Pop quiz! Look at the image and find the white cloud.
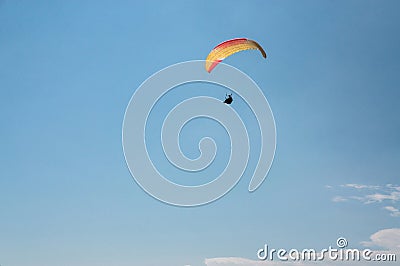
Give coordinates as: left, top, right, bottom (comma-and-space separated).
386, 184, 400, 191
341, 184, 381, 190
330, 183, 400, 217
361, 228, 400, 251
332, 196, 348, 202
204, 257, 309, 266
348, 196, 364, 201
204, 254, 394, 266
364, 191, 400, 204
383, 206, 400, 217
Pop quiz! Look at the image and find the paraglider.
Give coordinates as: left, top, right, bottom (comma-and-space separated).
205, 38, 267, 73
223, 94, 233, 104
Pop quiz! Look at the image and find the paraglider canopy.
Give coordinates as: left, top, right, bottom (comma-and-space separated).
205, 38, 267, 73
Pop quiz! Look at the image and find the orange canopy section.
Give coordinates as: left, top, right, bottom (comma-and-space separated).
205, 38, 267, 73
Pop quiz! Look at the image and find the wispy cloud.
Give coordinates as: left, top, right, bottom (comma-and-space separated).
329, 183, 400, 217
364, 191, 400, 204
383, 206, 400, 217
340, 184, 381, 190
332, 196, 348, 202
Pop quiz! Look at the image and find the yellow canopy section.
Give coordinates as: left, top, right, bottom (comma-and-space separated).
205, 38, 267, 72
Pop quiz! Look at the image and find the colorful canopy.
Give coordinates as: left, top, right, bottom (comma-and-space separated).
205, 38, 267, 72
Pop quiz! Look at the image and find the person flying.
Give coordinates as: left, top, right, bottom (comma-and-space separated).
223, 93, 233, 104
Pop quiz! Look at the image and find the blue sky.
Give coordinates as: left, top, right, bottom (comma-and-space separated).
1, 1, 400, 266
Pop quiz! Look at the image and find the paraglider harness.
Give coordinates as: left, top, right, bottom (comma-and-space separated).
223, 93, 233, 104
